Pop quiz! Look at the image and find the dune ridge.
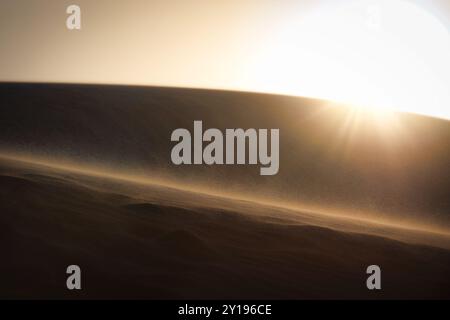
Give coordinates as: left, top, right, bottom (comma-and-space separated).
1, 152, 449, 242
1, 83, 449, 299
1, 156, 450, 299
1, 83, 449, 230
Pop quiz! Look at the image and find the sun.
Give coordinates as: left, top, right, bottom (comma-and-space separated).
244, 0, 450, 120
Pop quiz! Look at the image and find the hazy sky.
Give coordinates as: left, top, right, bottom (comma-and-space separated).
1, 0, 449, 118
0, 0, 297, 86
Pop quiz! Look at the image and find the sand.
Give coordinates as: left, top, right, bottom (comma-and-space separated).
0, 83, 449, 299
0, 155, 449, 299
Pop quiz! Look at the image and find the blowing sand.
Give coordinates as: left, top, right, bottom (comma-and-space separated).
1, 155, 449, 299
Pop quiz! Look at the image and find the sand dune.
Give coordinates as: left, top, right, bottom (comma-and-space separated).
1, 156, 449, 299
0, 83, 449, 299
1, 83, 449, 230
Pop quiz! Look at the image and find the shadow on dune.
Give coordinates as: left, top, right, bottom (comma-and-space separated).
0, 83, 449, 299
0, 83, 449, 229
1, 169, 449, 299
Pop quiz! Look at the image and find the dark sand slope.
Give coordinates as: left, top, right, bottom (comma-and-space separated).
1, 156, 449, 299
1, 83, 449, 229
0, 83, 449, 299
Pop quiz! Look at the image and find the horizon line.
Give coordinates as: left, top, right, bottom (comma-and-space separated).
1, 80, 446, 122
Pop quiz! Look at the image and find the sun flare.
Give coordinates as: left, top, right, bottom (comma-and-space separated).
245, 0, 450, 120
